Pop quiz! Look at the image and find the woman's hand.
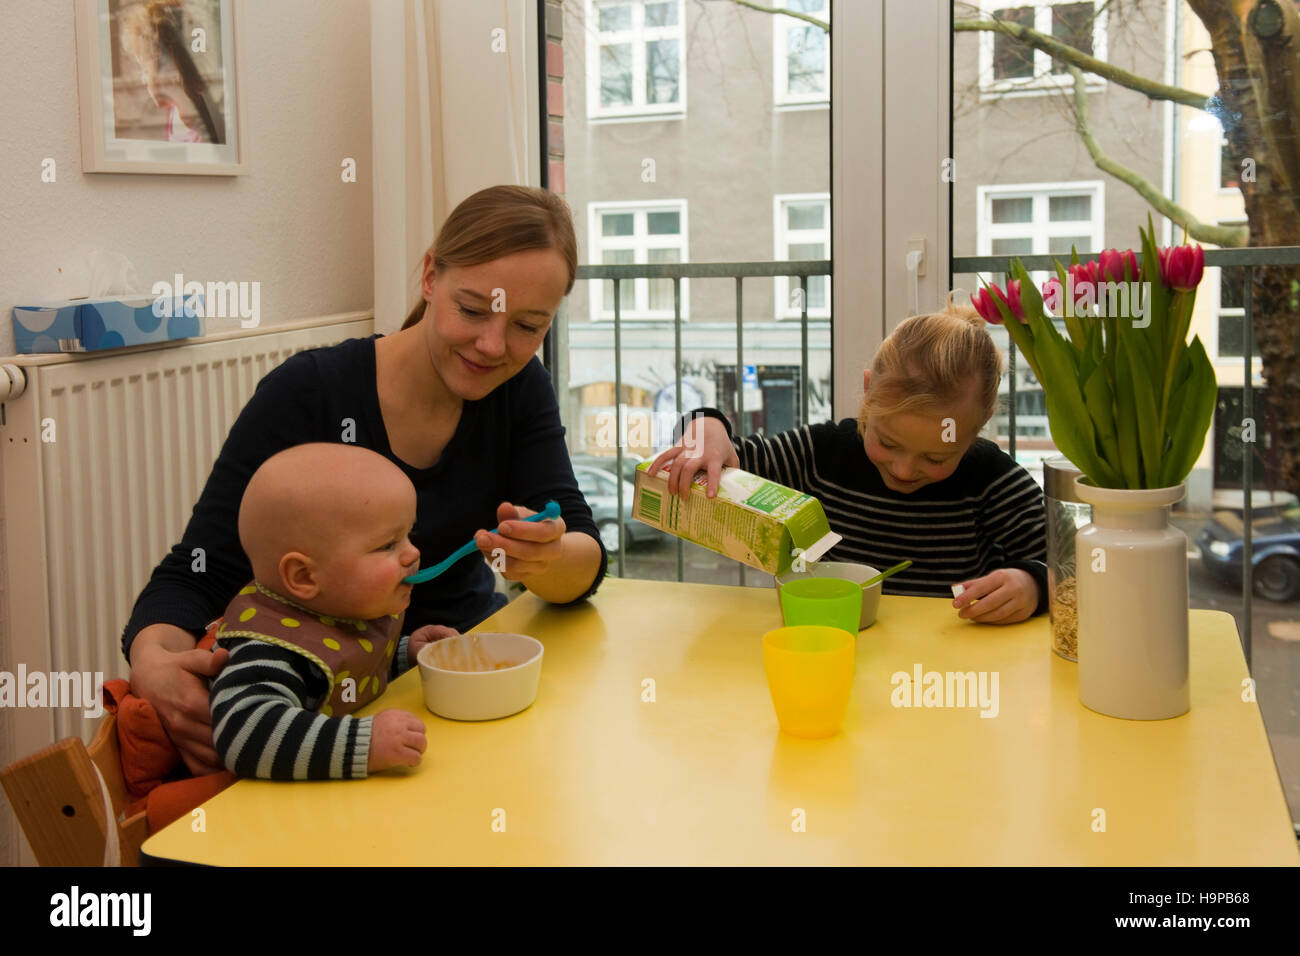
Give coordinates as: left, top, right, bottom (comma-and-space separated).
952, 569, 1039, 625
648, 416, 739, 499
475, 501, 566, 582
128, 624, 230, 775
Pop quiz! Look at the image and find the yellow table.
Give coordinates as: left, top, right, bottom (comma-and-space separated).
142, 577, 1299, 865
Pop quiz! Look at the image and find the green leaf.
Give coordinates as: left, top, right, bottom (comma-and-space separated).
1036, 336, 1117, 486
1159, 337, 1218, 486
1082, 362, 1122, 479
1139, 217, 1170, 354
1112, 359, 1143, 487
1119, 333, 1163, 482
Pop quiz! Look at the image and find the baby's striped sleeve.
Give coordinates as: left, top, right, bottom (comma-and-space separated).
210, 639, 372, 780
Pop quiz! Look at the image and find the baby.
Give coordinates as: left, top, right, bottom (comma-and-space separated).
210, 442, 456, 779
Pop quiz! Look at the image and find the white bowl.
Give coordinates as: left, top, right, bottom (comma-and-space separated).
416, 632, 544, 721
774, 561, 882, 630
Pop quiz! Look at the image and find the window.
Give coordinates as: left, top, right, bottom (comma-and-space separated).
773, 0, 830, 107
1216, 265, 1246, 358
587, 201, 689, 320
586, 0, 685, 119
774, 194, 830, 319
976, 181, 1105, 281
978, 0, 1107, 96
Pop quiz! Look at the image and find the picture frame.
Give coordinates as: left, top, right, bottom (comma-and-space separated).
74, 0, 248, 175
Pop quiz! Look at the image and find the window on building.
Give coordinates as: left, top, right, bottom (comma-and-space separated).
1216, 265, 1257, 359
774, 0, 830, 106
588, 201, 688, 319
774, 194, 830, 319
977, 181, 1105, 284
981, 0, 1107, 94
587, 0, 684, 119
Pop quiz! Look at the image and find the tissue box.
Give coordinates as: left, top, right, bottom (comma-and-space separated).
11, 295, 203, 353
632, 463, 842, 575
11, 304, 80, 354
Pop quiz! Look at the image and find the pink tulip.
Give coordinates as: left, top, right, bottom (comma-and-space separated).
1042, 277, 1064, 315
971, 288, 1002, 325
973, 282, 1025, 324
1098, 248, 1139, 284
992, 279, 1026, 322
1067, 261, 1099, 310
1158, 244, 1204, 291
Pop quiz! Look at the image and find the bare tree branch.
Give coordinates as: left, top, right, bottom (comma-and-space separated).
708, 0, 828, 32
1069, 66, 1247, 247
954, 16, 1211, 110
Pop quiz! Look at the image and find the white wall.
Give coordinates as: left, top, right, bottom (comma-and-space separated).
0, 0, 375, 357
0, 0, 374, 867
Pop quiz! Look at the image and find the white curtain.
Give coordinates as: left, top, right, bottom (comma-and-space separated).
370, 0, 537, 334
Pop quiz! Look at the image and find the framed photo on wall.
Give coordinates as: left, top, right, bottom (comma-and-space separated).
75, 0, 247, 174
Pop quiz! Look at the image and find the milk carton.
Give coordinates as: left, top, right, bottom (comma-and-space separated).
632, 463, 842, 575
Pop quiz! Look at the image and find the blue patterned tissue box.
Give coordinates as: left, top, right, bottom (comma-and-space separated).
11, 295, 203, 353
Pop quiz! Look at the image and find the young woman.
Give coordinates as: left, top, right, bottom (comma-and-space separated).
123, 185, 605, 774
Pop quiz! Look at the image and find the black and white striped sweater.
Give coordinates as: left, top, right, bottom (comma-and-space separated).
209, 632, 412, 780
685, 412, 1049, 615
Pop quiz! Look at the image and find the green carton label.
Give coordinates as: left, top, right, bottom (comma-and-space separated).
744, 482, 792, 514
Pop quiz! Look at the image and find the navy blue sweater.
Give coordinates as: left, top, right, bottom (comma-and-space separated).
121, 335, 606, 661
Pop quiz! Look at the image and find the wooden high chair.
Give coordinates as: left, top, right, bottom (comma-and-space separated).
1, 713, 146, 866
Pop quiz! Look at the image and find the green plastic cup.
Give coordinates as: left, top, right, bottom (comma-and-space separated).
778, 577, 863, 634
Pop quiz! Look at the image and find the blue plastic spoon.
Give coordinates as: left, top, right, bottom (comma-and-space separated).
402, 500, 562, 585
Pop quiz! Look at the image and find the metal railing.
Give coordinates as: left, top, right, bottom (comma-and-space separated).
572, 260, 832, 582
954, 245, 1300, 668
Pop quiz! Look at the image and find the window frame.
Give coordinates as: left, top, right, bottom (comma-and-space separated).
975, 0, 1108, 99
584, 0, 687, 121
587, 198, 691, 321
773, 192, 832, 320
772, 0, 831, 109
1211, 218, 1250, 362
976, 179, 1106, 267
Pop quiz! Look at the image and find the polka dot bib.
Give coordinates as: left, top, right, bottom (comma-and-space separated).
216, 582, 404, 717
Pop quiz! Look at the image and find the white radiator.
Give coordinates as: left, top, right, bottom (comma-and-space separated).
0, 313, 373, 755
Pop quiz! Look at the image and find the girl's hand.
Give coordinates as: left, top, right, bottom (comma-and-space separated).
407, 625, 460, 666
475, 501, 566, 582
647, 416, 739, 499
952, 569, 1039, 625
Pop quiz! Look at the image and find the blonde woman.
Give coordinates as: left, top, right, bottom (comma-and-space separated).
124, 186, 604, 774
651, 294, 1048, 625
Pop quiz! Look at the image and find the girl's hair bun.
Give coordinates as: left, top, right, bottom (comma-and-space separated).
858, 290, 1004, 432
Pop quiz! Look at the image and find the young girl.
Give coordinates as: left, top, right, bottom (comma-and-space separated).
649, 294, 1047, 625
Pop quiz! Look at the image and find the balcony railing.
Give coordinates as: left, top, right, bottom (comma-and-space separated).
572, 260, 832, 581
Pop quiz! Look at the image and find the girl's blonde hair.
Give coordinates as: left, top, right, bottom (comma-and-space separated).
857, 291, 1003, 437
402, 185, 578, 330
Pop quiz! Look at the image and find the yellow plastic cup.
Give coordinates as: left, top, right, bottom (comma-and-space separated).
779, 576, 862, 634
762, 625, 855, 738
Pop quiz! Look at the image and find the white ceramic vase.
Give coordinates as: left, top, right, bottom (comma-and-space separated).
1073, 478, 1189, 720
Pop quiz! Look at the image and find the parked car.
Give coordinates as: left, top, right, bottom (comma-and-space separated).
1196, 503, 1300, 602
571, 464, 663, 553
571, 453, 646, 486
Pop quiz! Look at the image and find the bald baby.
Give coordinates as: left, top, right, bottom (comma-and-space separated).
238, 442, 420, 620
